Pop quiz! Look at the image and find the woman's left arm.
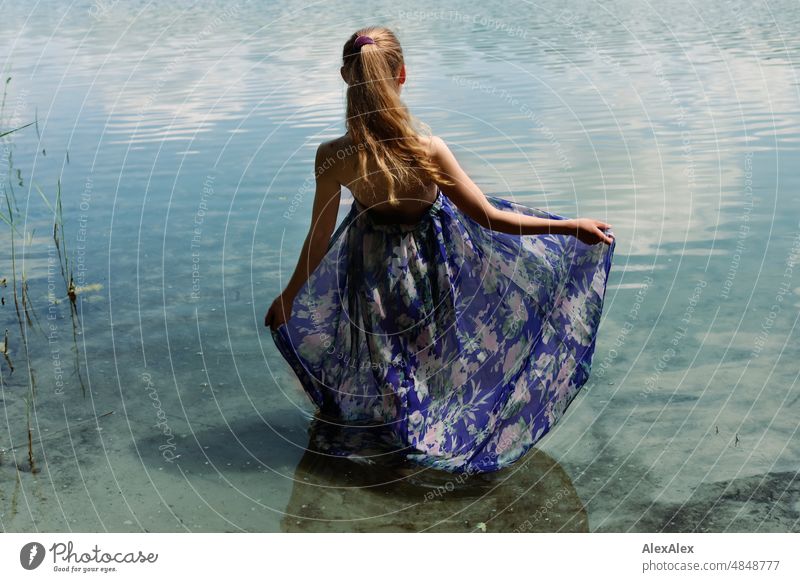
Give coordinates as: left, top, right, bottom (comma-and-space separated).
265, 142, 342, 330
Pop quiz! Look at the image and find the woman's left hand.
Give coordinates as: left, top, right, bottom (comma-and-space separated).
265, 293, 293, 330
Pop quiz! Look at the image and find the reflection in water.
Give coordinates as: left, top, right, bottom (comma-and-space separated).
280, 414, 588, 532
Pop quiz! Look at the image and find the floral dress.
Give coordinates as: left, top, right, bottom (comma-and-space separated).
272, 188, 615, 473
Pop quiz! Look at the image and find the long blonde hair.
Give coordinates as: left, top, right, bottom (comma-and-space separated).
342, 26, 452, 206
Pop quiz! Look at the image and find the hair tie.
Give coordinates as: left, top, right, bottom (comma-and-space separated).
354, 35, 375, 50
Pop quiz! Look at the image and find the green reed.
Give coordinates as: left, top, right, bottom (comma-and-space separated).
2, 182, 39, 472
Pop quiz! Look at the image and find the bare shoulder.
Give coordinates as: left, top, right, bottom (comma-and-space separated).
416, 134, 444, 154
314, 134, 351, 178
420, 135, 458, 171
418, 134, 453, 162
316, 134, 350, 160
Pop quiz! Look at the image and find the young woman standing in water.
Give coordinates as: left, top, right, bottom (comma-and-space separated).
266, 26, 615, 473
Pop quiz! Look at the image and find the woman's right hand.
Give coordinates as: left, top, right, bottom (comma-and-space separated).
265, 293, 294, 331
568, 218, 615, 245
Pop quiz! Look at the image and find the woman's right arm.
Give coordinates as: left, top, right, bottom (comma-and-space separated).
429, 136, 614, 245
265, 141, 342, 330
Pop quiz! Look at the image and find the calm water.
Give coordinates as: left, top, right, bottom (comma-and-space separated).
1, 0, 799, 532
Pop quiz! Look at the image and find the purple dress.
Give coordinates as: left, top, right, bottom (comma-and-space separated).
272, 188, 615, 473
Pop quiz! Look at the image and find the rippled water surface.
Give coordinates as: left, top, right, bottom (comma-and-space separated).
1, 0, 799, 532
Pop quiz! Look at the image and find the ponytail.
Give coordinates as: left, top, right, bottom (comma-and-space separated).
342, 26, 452, 205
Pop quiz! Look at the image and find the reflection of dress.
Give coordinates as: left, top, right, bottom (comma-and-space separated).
272, 188, 615, 473
281, 414, 589, 533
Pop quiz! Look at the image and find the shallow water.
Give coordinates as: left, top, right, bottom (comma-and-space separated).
1, 0, 799, 532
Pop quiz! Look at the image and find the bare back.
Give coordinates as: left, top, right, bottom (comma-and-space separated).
325, 133, 439, 224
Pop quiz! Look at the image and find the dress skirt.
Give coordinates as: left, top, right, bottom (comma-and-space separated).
272, 188, 615, 473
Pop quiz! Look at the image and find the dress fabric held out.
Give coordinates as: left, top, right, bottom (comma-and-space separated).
272, 188, 615, 473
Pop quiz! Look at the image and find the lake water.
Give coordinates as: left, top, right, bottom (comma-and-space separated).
1, 0, 799, 532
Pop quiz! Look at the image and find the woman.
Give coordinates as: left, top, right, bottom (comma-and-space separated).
265, 26, 615, 473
